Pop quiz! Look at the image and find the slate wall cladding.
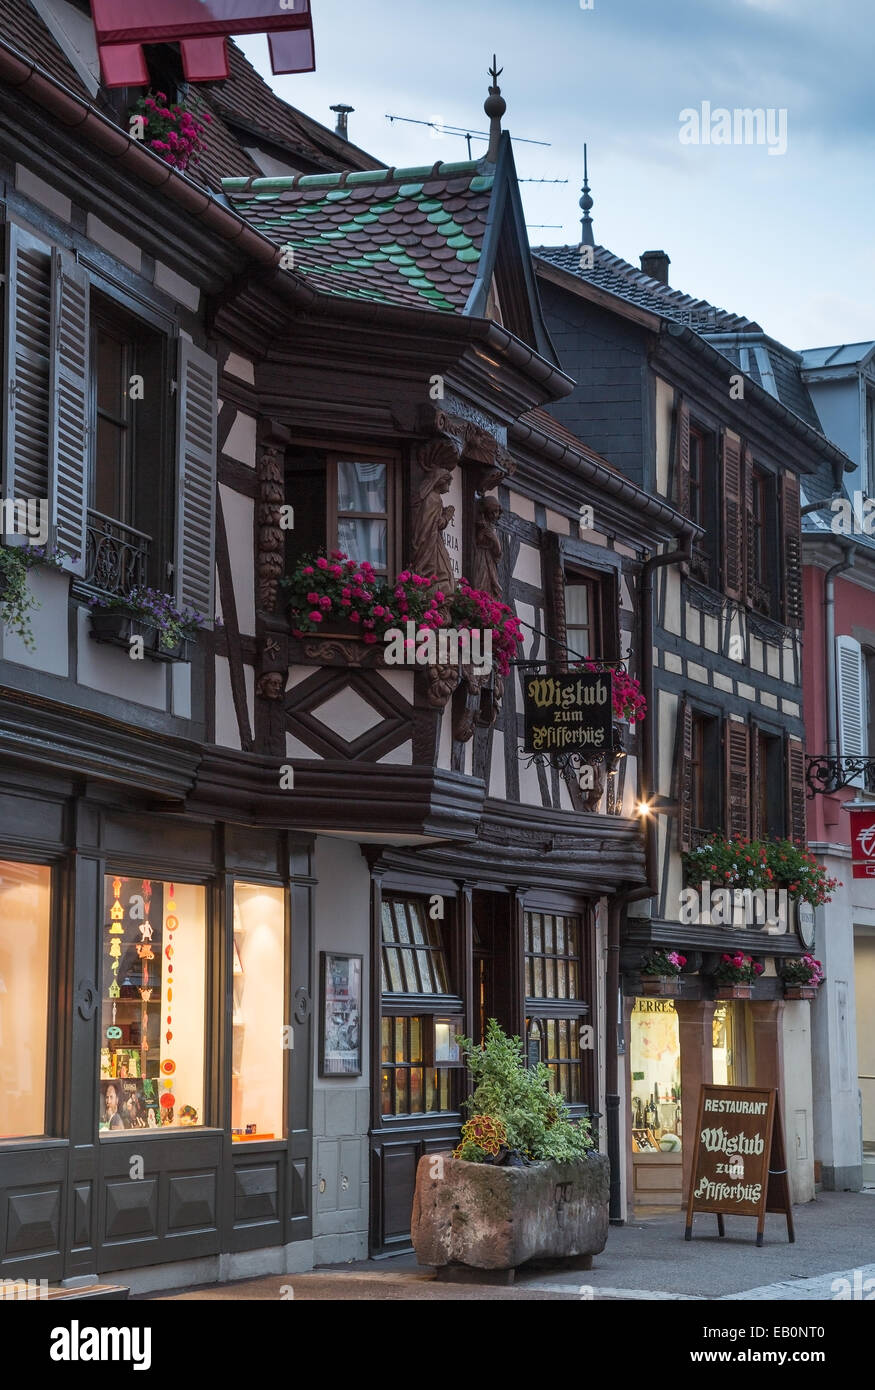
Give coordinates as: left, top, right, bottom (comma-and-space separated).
538, 282, 648, 488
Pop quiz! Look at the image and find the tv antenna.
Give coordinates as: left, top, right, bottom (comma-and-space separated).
385, 113, 550, 160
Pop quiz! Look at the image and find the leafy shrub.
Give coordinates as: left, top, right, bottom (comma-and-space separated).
457, 1019, 593, 1163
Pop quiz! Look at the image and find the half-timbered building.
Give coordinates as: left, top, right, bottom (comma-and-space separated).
533, 223, 854, 1216
0, 2, 692, 1284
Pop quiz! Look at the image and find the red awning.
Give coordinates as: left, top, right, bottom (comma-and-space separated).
90, 0, 315, 86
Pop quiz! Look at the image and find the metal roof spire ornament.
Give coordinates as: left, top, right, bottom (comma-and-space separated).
579, 144, 595, 247
484, 56, 506, 162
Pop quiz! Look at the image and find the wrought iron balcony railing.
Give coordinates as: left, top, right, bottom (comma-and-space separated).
85, 510, 151, 596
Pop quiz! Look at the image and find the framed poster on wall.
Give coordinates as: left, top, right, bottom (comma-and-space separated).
319, 952, 363, 1077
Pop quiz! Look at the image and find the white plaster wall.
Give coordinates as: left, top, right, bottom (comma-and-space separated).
0, 566, 69, 676
76, 605, 166, 710
855, 929, 875, 1148
214, 655, 254, 749
662, 567, 682, 637
811, 849, 863, 1187
222, 411, 257, 467
489, 729, 506, 800
781, 1001, 816, 1203
219, 485, 255, 637
507, 490, 535, 522
512, 542, 542, 587
655, 376, 674, 497
312, 837, 371, 1264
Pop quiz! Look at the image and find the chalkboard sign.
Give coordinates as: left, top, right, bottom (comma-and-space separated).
522, 673, 612, 755
684, 1084, 794, 1247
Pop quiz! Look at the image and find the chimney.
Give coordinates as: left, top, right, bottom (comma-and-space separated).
640, 250, 670, 285
330, 104, 354, 141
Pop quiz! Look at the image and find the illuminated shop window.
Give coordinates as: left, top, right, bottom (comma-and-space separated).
232, 883, 286, 1142
99, 877, 205, 1133
380, 896, 457, 1117
0, 862, 52, 1139
629, 998, 682, 1153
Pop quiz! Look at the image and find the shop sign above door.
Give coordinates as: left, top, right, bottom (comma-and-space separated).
90, 0, 315, 87
522, 672, 612, 755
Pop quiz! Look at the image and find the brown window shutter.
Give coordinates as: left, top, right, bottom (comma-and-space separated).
786, 735, 807, 844
721, 431, 744, 601
542, 532, 567, 672
724, 718, 750, 839
743, 444, 754, 608
781, 472, 804, 628
675, 696, 693, 851
675, 396, 691, 518
750, 726, 762, 840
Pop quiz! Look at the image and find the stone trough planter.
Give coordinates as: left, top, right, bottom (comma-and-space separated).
411, 1151, 610, 1282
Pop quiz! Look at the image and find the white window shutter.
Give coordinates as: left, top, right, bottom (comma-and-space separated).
836, 634, 866, 786
175, 338, 217, 621
3, 224, 53, 519
48, 250, 89, 576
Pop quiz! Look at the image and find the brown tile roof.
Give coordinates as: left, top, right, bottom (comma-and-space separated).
0, 0, 93, 99
535, 243, 761, 334
222, 162, 495, 312
0, 1, 378, 193
519, 407, 624, 476
210, 40, 382, 175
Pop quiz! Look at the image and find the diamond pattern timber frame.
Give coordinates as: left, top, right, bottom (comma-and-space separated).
286, 668, 413, 762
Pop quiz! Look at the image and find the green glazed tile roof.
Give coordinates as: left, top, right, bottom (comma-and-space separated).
222, 160, 495, 313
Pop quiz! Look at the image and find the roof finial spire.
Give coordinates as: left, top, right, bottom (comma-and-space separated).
579, 143, 594, 247
484, 55, 506, 163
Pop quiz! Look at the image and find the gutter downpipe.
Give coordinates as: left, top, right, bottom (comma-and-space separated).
605, 529, 695, 1222
825, 542, 854, 761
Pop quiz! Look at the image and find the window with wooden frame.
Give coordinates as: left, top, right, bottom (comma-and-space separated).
675, 400, 717, 587
2, 221, 216, 616
692, 712, 721, 839
88, 292, 171, 592
750, 728, 785, 839
379, 896, 461, 1118
524, 911, 592, 1108
285, 447, 401, 579
745, 460, 779, 618
560, 563, 619, 667
676, 699, 722, 850
563, 571, 601, 661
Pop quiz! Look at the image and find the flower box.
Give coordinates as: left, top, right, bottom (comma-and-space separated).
716, 984, 753, 1000
784, 985, 818, 1001
89, 608, 193, 664
639, 975, 678, 997
411, 1152, 610, 1277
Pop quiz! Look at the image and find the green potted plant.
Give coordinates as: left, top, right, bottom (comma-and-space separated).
713, 952, 763, 1000
411, 1020, 609, 1276
781, 954, 824, 1001
89, 586, 206, 662
0, 545, 38, 649
639, 949, 686, 997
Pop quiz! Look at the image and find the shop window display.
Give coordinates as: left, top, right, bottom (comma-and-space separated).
380, 895, 458, 1116
629, 998, 682, 1152
99, 877, 205, 1131
0, 862, 52, 1139
232, 883, 285, 1141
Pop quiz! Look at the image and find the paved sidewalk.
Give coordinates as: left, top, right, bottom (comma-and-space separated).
145, 1190, 875, 1301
